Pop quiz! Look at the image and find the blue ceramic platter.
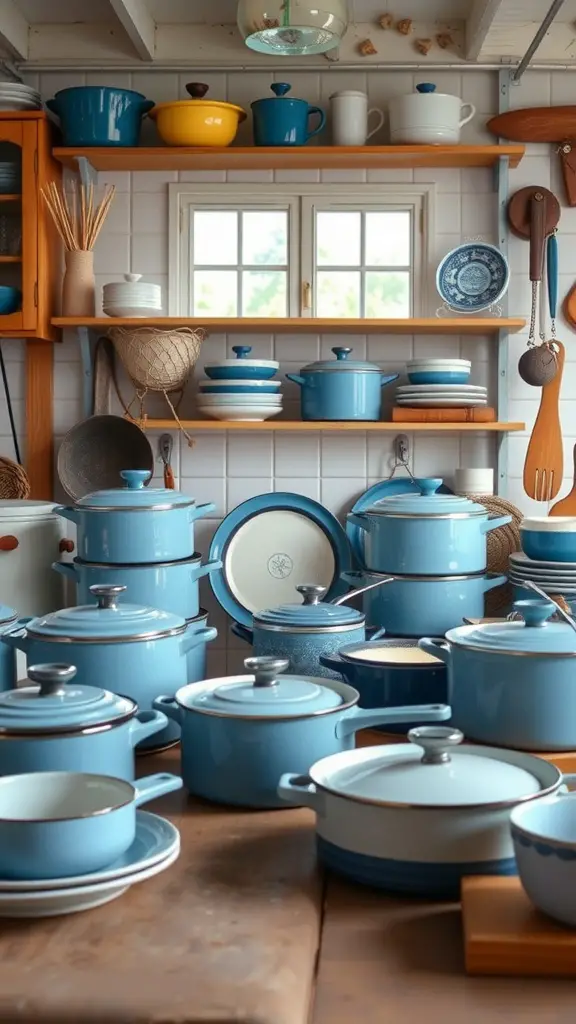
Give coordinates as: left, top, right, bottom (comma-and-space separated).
436, 243, 509, 313
209, 493, 352, 627
347, 479, 452, 568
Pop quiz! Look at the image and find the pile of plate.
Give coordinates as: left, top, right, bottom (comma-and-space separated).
396, 383, 487, 408
198, 344, 282, 421
0, 82, 41, 112
0, 160, 20, 195
103, 274, 162, 318
508, 551, 576, 606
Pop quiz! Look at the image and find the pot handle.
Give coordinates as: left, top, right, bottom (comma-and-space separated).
481, 514, 512, 534
459, 102, 476, 128
367, 626, 387, 640
333, 575, 393, 603
367, 107, 385, 140
51, 560, 77, 579
130, 709, 169, 746
45, 98, 59, 115
0, 535, 18, 551
345, 513, 369, 533
286, 373, 305, 387
1, 624, 29, 652
277, 773, 323, 811
380, 373, 399, 388
231, 622, 253, 645
336, 702, 451, 739
132, 772, 183, 808
418, 637, 451, 666
306, 106, 326, 141
319, 652, 344, 673
141, 99, 156, 115
189, 502, 216, 523
192, 557, 222, 581
482, 572, 507, 593
180, 624, 217, 655
153, 695, 182, 724
53, 505, 79, 524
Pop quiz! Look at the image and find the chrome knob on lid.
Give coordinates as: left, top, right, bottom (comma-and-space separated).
408, 726, 464, 765
296, 584, 328, 606
244, 656, 290, 688
89, 584, 127, 610
27, 663, 77, 697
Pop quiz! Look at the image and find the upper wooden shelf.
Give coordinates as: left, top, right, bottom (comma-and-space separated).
52, 316, 526, 335
52, 144, 525, 173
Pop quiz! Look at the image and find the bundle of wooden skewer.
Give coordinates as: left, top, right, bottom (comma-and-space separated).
40, 180, 115, 251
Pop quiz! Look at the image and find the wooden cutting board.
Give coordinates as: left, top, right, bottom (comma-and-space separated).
487, 107, 576, 142
391, 407, 496, 422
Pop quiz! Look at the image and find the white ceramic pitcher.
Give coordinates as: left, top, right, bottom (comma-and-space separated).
330, 90, 385, 146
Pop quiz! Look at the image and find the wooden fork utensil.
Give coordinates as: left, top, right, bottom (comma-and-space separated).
523, 340, 565, 502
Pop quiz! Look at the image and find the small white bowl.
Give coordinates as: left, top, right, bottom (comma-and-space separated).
197, 393, 282, 404
198, 404, 283, 422
103, 306, 163, 318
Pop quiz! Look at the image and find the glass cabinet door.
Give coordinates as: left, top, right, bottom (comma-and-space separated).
0, 120, 37, 334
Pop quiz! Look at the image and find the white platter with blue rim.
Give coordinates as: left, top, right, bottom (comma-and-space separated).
436, 242, 509, 313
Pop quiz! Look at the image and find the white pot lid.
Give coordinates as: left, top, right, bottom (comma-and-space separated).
309, 727, 555, 808
0, 500, 58, 520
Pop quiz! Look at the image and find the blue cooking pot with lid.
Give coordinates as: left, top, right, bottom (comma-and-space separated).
251, 83, 326, 146
286, 347, 399, 421
46, 86, 155, 147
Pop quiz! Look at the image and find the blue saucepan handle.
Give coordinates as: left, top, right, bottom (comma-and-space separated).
547, 232, 558, 320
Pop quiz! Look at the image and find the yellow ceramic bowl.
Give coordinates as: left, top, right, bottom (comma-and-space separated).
150, 100, 246, 147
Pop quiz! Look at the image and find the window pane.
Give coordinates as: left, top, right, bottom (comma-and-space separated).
316, 271, 360, 317
242, 211, 288, 265
365, 271, 411, 317
193, 211, 237, 265
365, 212, 411, 266
193, 270, 238, 316
316, 212, 361, 266
243, 271, 287, 317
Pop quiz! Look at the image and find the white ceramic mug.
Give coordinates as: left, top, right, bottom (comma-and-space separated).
330, 90, 385, 146
455, 468, 494, 496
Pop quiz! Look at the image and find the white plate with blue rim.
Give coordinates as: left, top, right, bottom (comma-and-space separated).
436, 242, 509, 313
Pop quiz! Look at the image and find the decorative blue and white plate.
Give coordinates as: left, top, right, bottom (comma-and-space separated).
209, 493, 352, 626
436, 243, 509, 313
346, 479, 452, 568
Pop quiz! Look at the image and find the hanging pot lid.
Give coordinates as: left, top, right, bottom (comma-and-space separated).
446, 599, 576, 656
254, 584, 364, 630
299, 346, 384, 374
179, 657, 347, 719
0, 664, 136, 734
0, 604, 17, 629
0, 500, 58, 520
25, 586, 186, 643
309, 726, 557, 808
75, 469, 195, 510
366, 478, 487, 517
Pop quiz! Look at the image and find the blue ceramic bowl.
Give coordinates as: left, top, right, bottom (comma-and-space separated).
521, 519, 576, 563
0, 286, 21, 315
46, 87, 154, 147
511, 793, 576, 927
199, 381, 281, 395
407, 371, 471, 385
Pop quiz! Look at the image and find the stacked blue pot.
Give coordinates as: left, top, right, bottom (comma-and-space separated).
198, 345, 282, 422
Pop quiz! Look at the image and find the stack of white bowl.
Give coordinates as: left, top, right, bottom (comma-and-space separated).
395, 358, 488, 409
0, 82, 41, 111
197, 344, 282, 421
103, 274, 162, 317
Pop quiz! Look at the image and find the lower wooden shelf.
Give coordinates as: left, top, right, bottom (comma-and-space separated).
130, 419, 524, 432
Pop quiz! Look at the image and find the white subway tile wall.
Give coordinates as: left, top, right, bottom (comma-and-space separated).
3, 69, 573, 671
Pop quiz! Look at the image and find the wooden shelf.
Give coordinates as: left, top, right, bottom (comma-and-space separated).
0, 194, 20, 202
52, 144, 525, 173
0, 255, 21, 263
52, 316, 526, 335
129, 419, 524, 433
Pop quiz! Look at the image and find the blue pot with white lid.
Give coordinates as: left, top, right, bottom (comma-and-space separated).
286, 347, 399, 422
347, 477, 511, 576
0, 662, 169, 779
420, 599, 576, 751
54, 469, 215, 564
154, 655, 451, 808
0, 602, 18, 692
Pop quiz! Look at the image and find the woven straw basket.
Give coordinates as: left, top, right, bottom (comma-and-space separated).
109, 326, 204, 394
0, 457, 30, 499
460, 493, 522, 616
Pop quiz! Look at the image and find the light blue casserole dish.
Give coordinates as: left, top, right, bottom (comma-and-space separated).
287, 347, 398, 422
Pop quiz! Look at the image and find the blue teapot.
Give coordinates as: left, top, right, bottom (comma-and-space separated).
251, 83, 326, 146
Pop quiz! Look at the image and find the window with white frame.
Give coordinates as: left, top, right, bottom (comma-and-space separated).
169, 184, 432, 318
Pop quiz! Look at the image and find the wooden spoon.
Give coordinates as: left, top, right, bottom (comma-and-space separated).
550, 443, 576, 515
523, 340, 565, 502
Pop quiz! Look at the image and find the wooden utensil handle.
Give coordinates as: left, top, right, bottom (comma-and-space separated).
59, 538, 75, 553
530, 194, 546, 281
560, 142, 576, 207
164, 465, 175, 489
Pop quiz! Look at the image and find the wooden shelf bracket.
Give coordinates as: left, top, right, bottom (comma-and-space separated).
76, 326, 95, 418
74, 155, 97, 190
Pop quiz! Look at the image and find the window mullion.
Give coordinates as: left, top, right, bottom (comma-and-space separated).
237, 212, 243, 316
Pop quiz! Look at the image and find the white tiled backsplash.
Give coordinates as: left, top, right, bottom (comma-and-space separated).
2, 66, 576, 674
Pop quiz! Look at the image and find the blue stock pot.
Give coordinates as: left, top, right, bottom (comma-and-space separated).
251, 83, 326, 146
347, 478, 512, 576
0, 663, 168, 780
46, 86, 154, 147
154, 656, 450, 809
420, 598, 576, 752
0, 603, 18, 692
1, 584, 217, 751
286, 347, 398, 421
55, 469, 214, 564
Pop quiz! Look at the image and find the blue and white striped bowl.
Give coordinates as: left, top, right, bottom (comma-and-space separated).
199, 379, 282, 395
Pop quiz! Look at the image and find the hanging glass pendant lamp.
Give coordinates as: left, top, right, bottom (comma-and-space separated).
237, 0, 349, 55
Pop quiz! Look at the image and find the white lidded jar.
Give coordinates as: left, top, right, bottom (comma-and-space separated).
0, 500, 69, 616
389, 83, 476, 145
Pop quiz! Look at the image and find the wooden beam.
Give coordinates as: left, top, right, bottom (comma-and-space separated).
25, 340, 53, 500
465, 0, 507, 60
107, 0, 155, 60
0, 0, 28, 61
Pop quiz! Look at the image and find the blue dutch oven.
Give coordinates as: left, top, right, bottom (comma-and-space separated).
0, 603, 18, 691
52, 552, 222, 620
287, 347, 398, 421
154, 656, 450, 809
231, 582, 387, 678
347, 478, 512, 576
0, 663, 168, 780
0, 770, 182, 880
1, 584, 217, 751
55, 469, 215, 565
251, 83, 326, 146
46, 86, 155, 147
420, 598, 576, 752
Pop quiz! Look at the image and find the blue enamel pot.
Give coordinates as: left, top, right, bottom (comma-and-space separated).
347, 478, 512, 575
520, 517, 576, 562
0, 664, 168, 781
52, 552, 222, 620
0, 770, 182, 880
46, 87, 154, 147
154, 656, 451, 809
230, 582, 386, 678
0, 605, 18, 692
251, 83, 326, 146
319, 638, 448, 734
55, 470, 214, 565
342, 569, 507, 638
287, 347, 398, 421
420, 598, 576, 752
1, 585, 217, 751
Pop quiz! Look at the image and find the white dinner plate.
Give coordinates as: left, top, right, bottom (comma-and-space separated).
396, 384, 487, 394
396, 398, 488, 407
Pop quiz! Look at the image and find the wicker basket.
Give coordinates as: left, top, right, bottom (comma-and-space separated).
109, 326, 204, 394
0, 456, 30, 499
462, 493, 523, 616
